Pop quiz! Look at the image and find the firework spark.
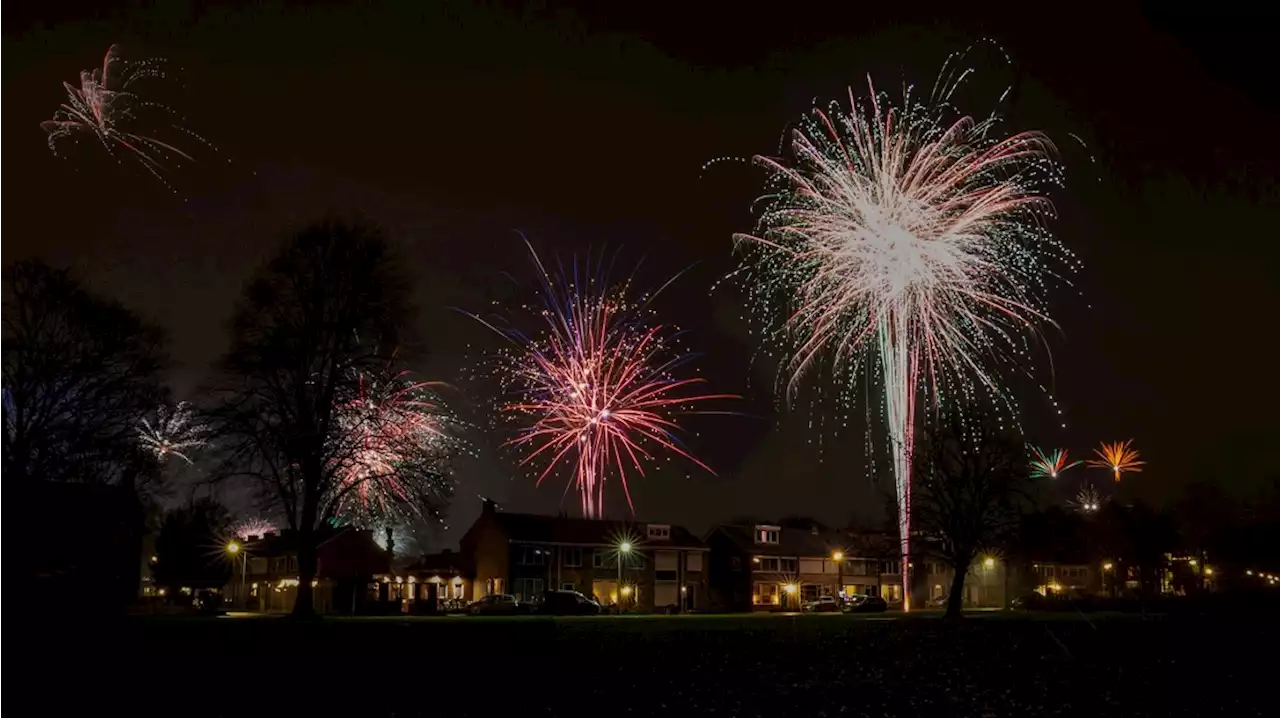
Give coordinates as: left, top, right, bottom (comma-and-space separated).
470, 242, 735, 518
1029, 446, 1082, 479
138, 401, 208, 464
41, 44, 213, 190
1088, 439, 1144, 482
731, 47, 1076, 610
1069, 483, 1103, 513
327, 372, 463, 526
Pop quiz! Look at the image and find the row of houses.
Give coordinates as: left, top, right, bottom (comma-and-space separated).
219, 499, 1102, 614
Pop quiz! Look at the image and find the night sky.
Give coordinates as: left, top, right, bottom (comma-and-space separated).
5, 2, 1277, 546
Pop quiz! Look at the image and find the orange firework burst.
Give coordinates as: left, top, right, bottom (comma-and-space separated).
1087, 439, 1144, 482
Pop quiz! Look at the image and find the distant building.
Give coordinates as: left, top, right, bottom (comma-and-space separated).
706, 524, 878, 610
228, 526, 391, 614
706, 524, 1008, 611
400, 550, 472, 612
460, 500, 709, 612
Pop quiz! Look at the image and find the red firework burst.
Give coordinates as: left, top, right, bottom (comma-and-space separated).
472, 242, 736, 518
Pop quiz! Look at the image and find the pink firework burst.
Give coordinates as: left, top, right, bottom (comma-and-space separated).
326, 371, 463, 526
40, 44, 214, 190
232, 517, 277, 540
471, 241, 736, 518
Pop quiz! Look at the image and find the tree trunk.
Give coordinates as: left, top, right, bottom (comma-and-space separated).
944, 562, 967, 620
291, 488, 320, 618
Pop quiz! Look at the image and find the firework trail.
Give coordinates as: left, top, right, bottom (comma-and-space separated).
1087, 439, 1144, 482
1029, 446, 1082, 479
41, 44, 215, 191
1069, 483, 1102, 513
731, 46, 1077, 610
468, 241, 736, 518
137, 401, 208, 464
327, 371, 464, 526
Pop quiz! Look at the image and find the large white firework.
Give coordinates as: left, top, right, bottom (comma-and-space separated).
732, 46, 1078, 609
137, 401, 208, 464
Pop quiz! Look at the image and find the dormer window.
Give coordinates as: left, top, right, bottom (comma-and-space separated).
647, 524, 671, 540
754, 525, 780, 545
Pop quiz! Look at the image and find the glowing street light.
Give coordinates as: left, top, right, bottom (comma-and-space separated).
227, 541, 246, 609
831, 551, 843, 562
983, 557, 996, 570
1103, 562, 1114, 571
616, 540, 634, 610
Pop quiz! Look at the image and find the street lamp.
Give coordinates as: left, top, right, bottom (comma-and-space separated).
617, 541, 633, 610
831, 551, 844, 597
227, 541, 246, 609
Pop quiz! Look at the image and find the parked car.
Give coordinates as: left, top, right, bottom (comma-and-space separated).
803, 595, 843, 613
928, 594, 949, 608
537, 589, 602, 615
1010, 593, 1049, 611
842, 594, 888, 613
468, 594, 523, 615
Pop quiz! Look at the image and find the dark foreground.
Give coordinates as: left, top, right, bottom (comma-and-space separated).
35, 611, 1274, 716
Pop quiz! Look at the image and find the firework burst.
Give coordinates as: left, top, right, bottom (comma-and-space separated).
232, 517, 277, 540
1069, 483, 1103, 513
1029, 446, 1081, 479
730, 46, 1078, 610
137, 401, 208, 464
327, 372, 465, 526
1088, 439, 1144, 482
41, 44, 215, 191
470, 241, 736, 518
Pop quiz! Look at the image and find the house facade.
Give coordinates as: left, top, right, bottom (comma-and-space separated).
706, 524, 888, 610
706, 524, 1008, 611
460, 500, 710, 612
399, 550, 473, 612
228, 526, 392, 614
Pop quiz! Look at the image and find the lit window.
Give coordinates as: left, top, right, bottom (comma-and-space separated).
754, 525, 781, 545
647, 524, 671, 540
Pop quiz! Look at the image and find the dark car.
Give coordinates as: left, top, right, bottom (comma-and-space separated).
842, 594, 888, 613
468, 594, 524, 615
537, 589, 602, 615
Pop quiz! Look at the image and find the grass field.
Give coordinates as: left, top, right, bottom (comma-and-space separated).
35, 611, 1272, 716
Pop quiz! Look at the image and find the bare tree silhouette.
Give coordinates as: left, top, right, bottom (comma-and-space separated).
913, 415, 1031, 619
209, 220, 459, 617
3, 260, 166, 490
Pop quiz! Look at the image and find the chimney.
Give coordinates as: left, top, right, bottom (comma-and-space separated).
384, 527, 395, 559
481, 497, 498, 516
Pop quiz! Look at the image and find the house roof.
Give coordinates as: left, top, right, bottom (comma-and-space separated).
403, 550, 468, 576
711, 525, 845, 558
492, 511, 706, 549
242, 525, 344, 557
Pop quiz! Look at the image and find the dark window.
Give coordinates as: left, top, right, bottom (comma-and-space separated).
519, 546, 548, 565
656, 570, 677, 582
593, 551, 614, 569
564, 547, 582, 567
